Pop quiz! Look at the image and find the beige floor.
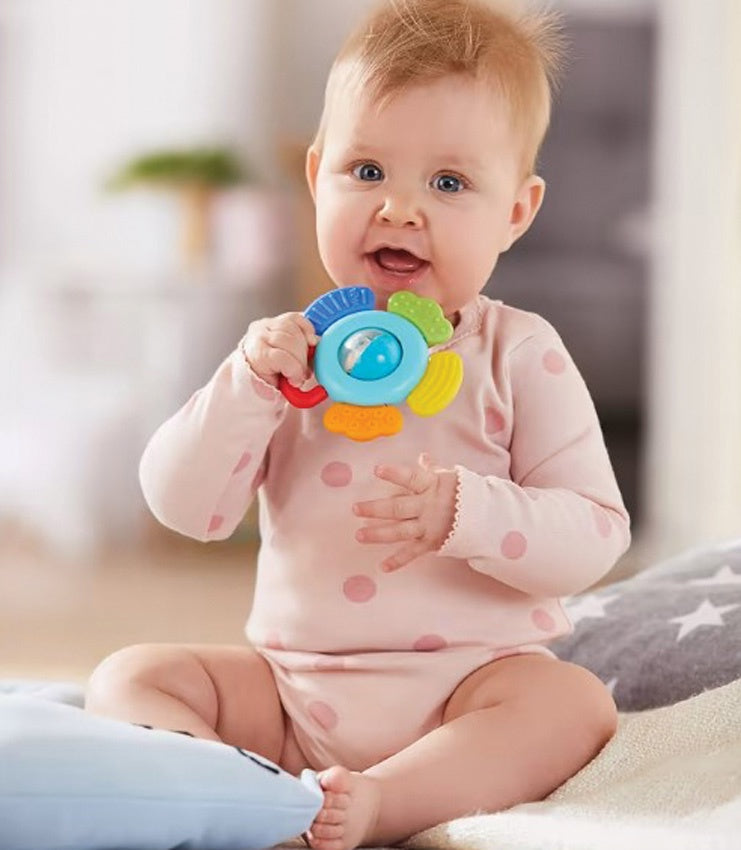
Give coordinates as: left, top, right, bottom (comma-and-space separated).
0, 521, 258, 684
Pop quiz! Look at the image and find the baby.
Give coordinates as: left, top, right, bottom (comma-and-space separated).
86, 1, 631, 848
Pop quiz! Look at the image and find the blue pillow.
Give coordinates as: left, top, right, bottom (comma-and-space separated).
0, 678, 85, 707
0, 694, 323, 850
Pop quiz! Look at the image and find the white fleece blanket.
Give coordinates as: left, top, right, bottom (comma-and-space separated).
404, 677, 741, 850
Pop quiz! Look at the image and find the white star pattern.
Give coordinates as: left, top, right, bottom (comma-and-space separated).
564, 593, 620, 627
688, 565, 741, 586
669, 598, 740, 641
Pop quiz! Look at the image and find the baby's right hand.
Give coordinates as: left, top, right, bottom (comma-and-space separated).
241, 312, 320, 388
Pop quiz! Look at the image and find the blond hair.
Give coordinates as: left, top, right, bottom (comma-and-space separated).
312, 0, 566, 176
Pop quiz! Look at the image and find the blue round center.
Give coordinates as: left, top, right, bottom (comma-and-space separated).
339, 328, 402, 381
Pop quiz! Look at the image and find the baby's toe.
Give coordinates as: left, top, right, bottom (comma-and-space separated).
318, 765, 353, 796
324, 791, 350, 809
310, 823, 344, 841
307, 831, 344, 850
315, 806, 345, 825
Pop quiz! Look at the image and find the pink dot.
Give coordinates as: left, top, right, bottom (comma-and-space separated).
321, 461, 353, 487
251, 376, 276, 401
485, 407, 506, 434
343, 575, 377, 603
265, 632, 285, 651
314, 657, 347, 671
501, 530, 527, 559
413, 634, 448, 652
543, 349, 566, 375
207, 515, 224, 533
308, 700, 338, 731
593, 504, 613, 538
532, 608, 557, 633
232, 451, 252, 475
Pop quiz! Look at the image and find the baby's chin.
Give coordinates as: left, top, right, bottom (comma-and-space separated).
370, 289, 390, 311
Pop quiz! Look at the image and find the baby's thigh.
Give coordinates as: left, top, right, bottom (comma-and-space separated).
88, 643, 286, 761
187, 644, 287, 754
444, 654, 617, 758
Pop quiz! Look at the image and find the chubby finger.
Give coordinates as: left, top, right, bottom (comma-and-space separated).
355, 519, 424, 544
295, 314, 320, 347
381, 540, 430, 572
419, 451, 439, 471
268, 311, 318, 346
353, 495, 421, 520
264, 346, 308, 386
267, 315, 319, 352
264, 327, 313, 367
374, 462, 436, 494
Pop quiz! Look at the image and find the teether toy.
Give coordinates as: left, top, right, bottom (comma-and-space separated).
278, 286, 463, 441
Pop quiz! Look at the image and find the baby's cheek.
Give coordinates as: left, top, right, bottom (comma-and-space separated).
316, 216, 357, 282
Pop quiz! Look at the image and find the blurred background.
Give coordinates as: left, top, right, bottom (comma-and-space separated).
1, 0, 739, 681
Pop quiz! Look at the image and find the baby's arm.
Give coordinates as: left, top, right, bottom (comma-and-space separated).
139, 312, 315, 541
440, 327, 630, 596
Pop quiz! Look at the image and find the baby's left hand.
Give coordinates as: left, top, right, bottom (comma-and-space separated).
353, 453, 457, 571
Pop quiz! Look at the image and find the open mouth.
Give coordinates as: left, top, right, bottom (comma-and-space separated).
375, 247, 426, 273
365, 248, 430, 291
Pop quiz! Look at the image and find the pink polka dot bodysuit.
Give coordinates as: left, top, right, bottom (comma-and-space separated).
139, 296, 630, 771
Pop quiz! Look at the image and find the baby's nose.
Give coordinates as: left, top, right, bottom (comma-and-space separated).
377, 193, 424, 228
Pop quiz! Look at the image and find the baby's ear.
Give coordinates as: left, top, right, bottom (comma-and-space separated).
305, 147, 320, 203
505, 175, 546, 249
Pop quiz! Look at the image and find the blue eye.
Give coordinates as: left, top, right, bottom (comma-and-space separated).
353, 162, 384, 182
434, 174, 465, 193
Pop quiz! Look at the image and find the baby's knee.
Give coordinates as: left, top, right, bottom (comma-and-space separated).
558, 662, 617, 753
86, 643, 208, 711
86, 644, 149, 707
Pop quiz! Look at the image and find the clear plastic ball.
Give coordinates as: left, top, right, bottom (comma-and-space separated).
339, 329, 402, 381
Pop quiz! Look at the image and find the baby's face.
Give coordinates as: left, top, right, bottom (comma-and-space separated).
308, 74, 542, 320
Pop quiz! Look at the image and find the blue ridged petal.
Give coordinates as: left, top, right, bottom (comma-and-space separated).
305, 286, 375, 334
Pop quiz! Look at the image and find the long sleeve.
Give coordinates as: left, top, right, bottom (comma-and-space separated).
439, 325, 630, 597
139, 348, 288, 541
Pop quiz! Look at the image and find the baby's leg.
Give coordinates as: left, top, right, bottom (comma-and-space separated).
307, 655, 616, 850
85, 644, 298, 769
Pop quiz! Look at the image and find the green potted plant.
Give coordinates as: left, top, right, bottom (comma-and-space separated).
105, 147, 249, 271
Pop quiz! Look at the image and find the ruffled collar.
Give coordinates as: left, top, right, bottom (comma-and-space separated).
433, 296, 485, 351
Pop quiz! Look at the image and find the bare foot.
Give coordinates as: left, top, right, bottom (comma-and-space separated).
306, 765, 382, 850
